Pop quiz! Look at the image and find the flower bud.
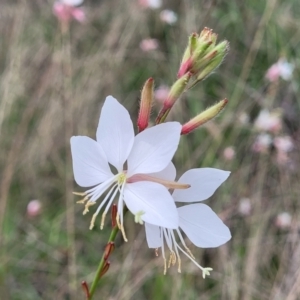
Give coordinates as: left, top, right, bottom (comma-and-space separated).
193, 40, 229, 82
177, 27, 229, 89
181, 99, 228, 135
137, 78, 154, 132
156, 73, 191, 124
178, 34, 198, 77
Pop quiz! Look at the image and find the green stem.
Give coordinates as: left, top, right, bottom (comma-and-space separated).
88, 205, 129, 299
88, 225, 119, 299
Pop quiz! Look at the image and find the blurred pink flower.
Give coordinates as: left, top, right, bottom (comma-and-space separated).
252, 133, 272, 153
139, 38, 159, 52
274, 136, 294, 153
154, 85, 170, 103
223, 146, 235, 161
275, 212, 292, 229
238, 198, 251, 216
274, 136, 293, 165
138, 0, 162, 9
53, 0, 85, 24
160, 9, 178, 24
265, 58, 294, 82
254, 109, 282, 133
27, 200, 42, 218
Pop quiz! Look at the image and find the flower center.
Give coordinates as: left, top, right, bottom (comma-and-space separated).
73, 171, 130, 241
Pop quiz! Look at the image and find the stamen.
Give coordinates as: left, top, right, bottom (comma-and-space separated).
100, 212, 106, 229
177, 257, 182, 273
89, 214, 97, 230
76, 195, 89, 204
73, 192, 86, 196
83, 201, 96, 215
176, 229, 195, 259
163, 258, 167, 275
155, 248, 159, 257
116, 213, 128, 242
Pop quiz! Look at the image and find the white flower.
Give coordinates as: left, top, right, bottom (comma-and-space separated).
60, 0, 84, 6
71, 96, 182, 240
145, 168, 231, 276
160, 10, 178, 25
265, 58, 294, 82
254, 109, 282, 133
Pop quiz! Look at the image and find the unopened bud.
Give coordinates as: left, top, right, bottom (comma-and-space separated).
193, 40, 229, 76
138, 78, 154, 132
104, 242, 115, 260
178, 34, 198, 77
111, 204, 117, 228
81, 281, 90, 299
99, 261, 110, 278
156, 73, 191, 124
181, 99, 228, 135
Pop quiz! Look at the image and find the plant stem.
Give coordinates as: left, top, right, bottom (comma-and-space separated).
88, 224, 121, 299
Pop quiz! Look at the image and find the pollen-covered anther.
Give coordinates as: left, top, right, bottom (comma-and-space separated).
100, 212, 107, 230
168, 251, 176, 268
73, 192, 89, 204
116, 213, 128, 242
83, 201, 96, 215
89, 213, 97, 230
163, 258, 167, 275
177, 257, 182, 273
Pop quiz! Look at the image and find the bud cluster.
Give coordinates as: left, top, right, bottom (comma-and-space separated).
178, 27, 229, 86
137, 27, 229, 134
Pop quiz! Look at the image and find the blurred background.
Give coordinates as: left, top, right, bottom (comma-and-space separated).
0, 0, 300, 299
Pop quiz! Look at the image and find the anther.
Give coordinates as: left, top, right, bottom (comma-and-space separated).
100, 212, 106, 230
76, 195, 89, 204
83, 201, 95, 215
89, 214, 97, 230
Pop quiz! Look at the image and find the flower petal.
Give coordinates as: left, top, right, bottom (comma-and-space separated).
178, 203, 231, 248
172, 168, 230, 202
148, 162, 176, 181
145, 223, 161, 248
70, 136, 113, 187
124, 181, 178, 229
127, 122, 181, 176
96, 96, 134, 171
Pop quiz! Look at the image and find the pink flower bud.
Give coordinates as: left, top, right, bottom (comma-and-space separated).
139, 39, 159, 52
223, 146, 236, 161
53, 1, 85, 24
138, 78, 154, 132
181, 99, 228, 135
27, 200, 42, 218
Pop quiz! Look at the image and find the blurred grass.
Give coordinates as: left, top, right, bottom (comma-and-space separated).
0, 0, 300, 299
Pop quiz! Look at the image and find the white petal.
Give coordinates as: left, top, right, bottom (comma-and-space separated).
96, 96, 134, 171
62, 0, 84, 6
127, 122, 181, 176
145, 223, 162, 248
172, 168, 230, 202
124, 182, 179, 229
178, 204, 231, 248
148, 162, 176, 181
70, 136, 113, 187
